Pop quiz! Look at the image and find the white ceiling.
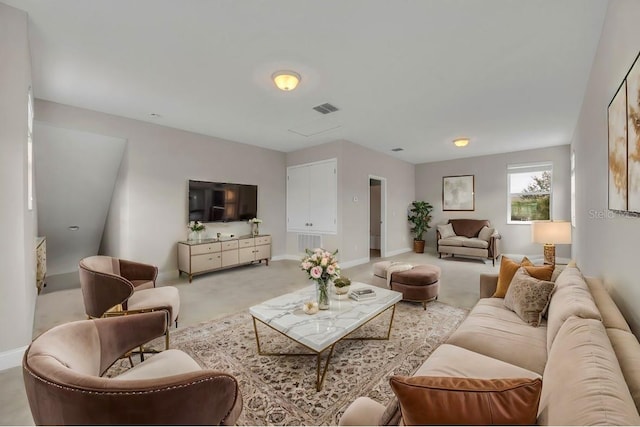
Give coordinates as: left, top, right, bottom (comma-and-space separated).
7, 0, 607, 164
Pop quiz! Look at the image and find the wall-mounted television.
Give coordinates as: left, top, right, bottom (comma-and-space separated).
188, 180, 257, 222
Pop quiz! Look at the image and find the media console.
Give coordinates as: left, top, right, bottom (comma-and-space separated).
178, 235, 271, 282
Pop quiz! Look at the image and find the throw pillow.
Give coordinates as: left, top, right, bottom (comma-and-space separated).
493, 256, 554, 298
437, 223, 456, 239
389, 376, 542, 425
504, 268, 556, 327
493, 256, 533, 298
477, 226, 495, 242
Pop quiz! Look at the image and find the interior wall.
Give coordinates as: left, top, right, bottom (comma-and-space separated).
34, 123, 126, 276
415, 145, 571, 256
286, 140, 415, 265
572, 0, 640, 334
35, 100, 287, 276
0, 3, 37, 361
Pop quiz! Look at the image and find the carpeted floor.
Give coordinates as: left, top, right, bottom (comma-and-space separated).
107, 299, 468, 425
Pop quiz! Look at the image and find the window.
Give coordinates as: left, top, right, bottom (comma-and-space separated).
507, 162, 552, 223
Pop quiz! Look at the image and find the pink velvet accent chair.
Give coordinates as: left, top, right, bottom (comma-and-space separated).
23, 311, 243, 425
79, 255, 180, 327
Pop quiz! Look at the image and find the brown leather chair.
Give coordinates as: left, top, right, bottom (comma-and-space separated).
79, 256, 180, 327
23, 311, 243, 425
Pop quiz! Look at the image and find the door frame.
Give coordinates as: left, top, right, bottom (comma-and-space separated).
368, 175, 387, 259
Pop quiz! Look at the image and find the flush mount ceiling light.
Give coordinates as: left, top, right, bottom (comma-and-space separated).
453, 138, 470, 147
272, 70, 301, 91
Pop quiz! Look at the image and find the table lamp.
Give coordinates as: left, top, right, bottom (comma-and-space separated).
531, 220, 572, 265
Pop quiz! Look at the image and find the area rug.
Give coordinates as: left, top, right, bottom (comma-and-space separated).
107, 301, 468, 426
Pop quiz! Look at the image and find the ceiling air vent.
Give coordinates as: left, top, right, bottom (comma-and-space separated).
313, 103, 339, 115
391, 148, 404, 152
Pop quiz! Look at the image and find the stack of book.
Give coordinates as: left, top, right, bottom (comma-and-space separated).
349, 287, 377, 301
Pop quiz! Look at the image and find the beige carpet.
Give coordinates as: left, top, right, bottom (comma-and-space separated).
108, 300, 468, 426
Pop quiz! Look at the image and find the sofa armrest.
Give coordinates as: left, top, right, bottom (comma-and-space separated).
339, 397, 386, 426
480, 273, 499, 298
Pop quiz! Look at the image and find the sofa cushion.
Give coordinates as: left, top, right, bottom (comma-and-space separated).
586, 276, 631, 332
415, 344, 540, 380
546, 266, 601, 353
446, 298, 547, 374
437, 223, 456, 239
477, 226, 495, 242
449, 219, 490, 238
461, 237, 489, 249
390, 375, 542, 426
504, 268, 555, 327
116, 349, 201, 380
607, 328, 640, 413
438, 236, 466, 247
538, 316, 640, 425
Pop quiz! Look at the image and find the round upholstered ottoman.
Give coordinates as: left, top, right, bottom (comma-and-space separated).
390, 265, 441, 310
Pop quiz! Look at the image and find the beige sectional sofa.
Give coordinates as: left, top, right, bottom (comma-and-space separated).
339, 266, 640, 425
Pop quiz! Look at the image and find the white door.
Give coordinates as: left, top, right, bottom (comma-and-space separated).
286, 165, 310, 231
308, 160, 337, 233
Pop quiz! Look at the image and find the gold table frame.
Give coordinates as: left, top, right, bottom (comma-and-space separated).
251, 303, 397, 391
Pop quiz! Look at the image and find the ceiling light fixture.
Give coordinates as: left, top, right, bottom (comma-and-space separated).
272, 70, 301, 91
453, 138, 470, 147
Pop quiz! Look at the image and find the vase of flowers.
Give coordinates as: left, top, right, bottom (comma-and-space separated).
187, 221, 206, 241
301, 248, 340, 310
248, 218, 262, 236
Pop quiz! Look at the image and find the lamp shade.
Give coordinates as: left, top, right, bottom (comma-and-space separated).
531, 221, 572, 244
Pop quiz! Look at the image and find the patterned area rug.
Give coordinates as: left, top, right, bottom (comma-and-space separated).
107, 301, 468, 425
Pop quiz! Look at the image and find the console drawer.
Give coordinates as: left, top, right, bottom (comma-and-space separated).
255, 236, 271, 246
221, 240, 239, 251
239, 238, 255, 248
191, 253, 222, 273
191, 242, 221, 255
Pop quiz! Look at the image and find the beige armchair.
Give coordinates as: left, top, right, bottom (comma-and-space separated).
23, 311, 243, 425
79, 255, 180, 327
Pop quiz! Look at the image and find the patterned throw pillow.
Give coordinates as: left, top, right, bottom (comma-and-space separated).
437, 223, 456, 239
504, 268, 556, 327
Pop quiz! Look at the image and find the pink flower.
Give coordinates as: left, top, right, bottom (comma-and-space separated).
321, 257, 328, 266
310, 266, 322, 279
301, 262, 312, 270
327, 265, 335, 275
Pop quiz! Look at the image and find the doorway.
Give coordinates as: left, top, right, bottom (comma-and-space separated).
369, 176, 386, 259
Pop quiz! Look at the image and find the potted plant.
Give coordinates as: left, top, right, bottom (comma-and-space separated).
333, 276, 351, 297
407, 201, 433, 253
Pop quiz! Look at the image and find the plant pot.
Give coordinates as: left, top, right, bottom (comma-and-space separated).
413, 239, 425, 253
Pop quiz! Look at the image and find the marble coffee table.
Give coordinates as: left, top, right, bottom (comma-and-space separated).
249, 282, 402, 391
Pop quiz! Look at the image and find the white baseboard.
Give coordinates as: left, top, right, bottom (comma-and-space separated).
340, 257, 370, 269
385, 247, 412, 258
275, 255, 302, 262
271, 255, 297, 262
0, 346, 27, 371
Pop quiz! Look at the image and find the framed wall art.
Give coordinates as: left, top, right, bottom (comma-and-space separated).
443, 175, 474, 211
608, 80, 628, 211
627, 53, 640, 212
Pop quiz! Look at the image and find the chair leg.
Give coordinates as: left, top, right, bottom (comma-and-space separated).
422, 301, 427, 310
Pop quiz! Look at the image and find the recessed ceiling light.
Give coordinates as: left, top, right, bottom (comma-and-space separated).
391, 147, 404, 152
149, 113, 162, 118
272, 70, 301, 91
68, 225, 80, 231
453, 138, 470, 147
